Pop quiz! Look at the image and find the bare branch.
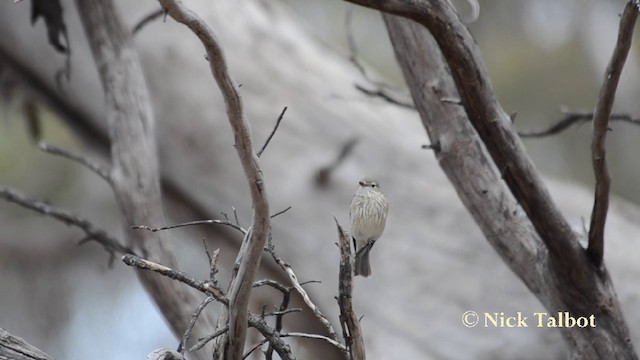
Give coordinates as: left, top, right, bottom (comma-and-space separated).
39, 142, 112, 183
189, 326, 229, 353
354, 84, 415, 109
203, 242, 220, 284
270, 206, 292, 219
0, 186, 133, 257
157, 2, 271, 357
262, 308, 301, 317
587, 1, 639, 267
518, 111, 640, 138
265, 241, 345, 355
243, 338, 268, 359
121, 254, 228, 305
177, 296, 215, 355
257, 106, 287, 158
132, 219, 247, 235
253, 279, 290, 293
247, 314, 296, 360
281, 332, 347, 352
334, 217, 365, 360
380, 3, 637, 358
133, 8, 165, 34
0, 328, 55, 360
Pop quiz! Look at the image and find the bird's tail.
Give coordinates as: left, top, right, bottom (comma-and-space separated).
354, 248, 371, 277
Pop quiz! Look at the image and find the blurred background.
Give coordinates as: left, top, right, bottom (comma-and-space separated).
1, 0, 639, 359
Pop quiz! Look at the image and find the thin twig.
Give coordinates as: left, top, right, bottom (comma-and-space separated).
281, 332, 347, 352
270, 206, 292, 219
39, 142, 111, 183
132, 8, 166, 34
354, 84, 415, 110
189, 326, 230, 352
253, 279, 290, 293
258, 106, 288, 157
0, 186, 133, 258
264, 242, 344, 354
518, 111, 640, 138
587, 1, 639, 267
263, 308, 301, 317
121, 254, 228, 304
247, 314, 296, 360
243, 338, 268, 359
132, 219, 247, 235
177, 296, 215, 354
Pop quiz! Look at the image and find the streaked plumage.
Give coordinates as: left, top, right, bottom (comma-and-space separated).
350, 179, 389, 277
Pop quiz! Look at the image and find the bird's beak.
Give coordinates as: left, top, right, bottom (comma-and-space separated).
358, 181, 366, 186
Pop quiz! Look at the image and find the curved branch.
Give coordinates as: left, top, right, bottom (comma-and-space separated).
587, 1, 639, 267
345, 0, 582, 270
157, 1, 271, 358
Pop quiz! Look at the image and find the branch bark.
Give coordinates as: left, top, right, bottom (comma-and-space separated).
587, 1, 640, 267
0, 328, 54, 360
157, 1, 271, 359
365, 0, 639, 358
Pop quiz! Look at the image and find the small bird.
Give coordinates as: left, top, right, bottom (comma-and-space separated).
350, 178, 389, 277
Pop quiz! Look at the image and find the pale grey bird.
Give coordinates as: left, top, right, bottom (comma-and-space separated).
350, 178, 389, 277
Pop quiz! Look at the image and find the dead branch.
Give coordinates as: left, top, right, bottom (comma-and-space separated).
157, 2, 272, 358
587, 1, 639, 267
346, 0, 584, 270
122, 254, 228, 304
265, 241, 345, 355
518, 111, 640, 138
189, 326, 229, 353
258, 106, 288, 158
177, 296, 215, 355
0, 186, 133, 258
0, 328, 55, 360
247, 314, 296, 360
335, 218, 365, 360
39, 142, 111, 183
133, 8, 165, 34
133, 219, 247, 235
375, 0, 638, 357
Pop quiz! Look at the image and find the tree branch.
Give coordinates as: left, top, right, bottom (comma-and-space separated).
265, 241, 344, 354
587, 1, 640, 267
518, 111, 640, 139
0, 328, 54, 360
257, 106, 287, 158
344, 0, 583, 272
0, 186, 133, 258
157, 2, 271, 358
39, 142, 112, 184
122, 254, 228, 304
377, 2, 638, 358
335, 218, 365, 360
